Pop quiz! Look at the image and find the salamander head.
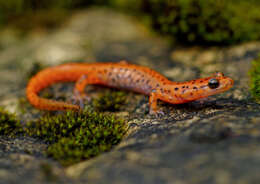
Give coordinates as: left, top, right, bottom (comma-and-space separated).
162, 72, 234, 103
183, 72, 234, 101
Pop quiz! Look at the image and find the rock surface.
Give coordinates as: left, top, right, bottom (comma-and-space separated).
0, 8, 260, 184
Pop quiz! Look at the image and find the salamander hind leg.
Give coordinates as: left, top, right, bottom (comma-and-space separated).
149, 92, 164, 117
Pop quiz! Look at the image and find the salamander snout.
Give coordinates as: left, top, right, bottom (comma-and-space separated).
218, 77, 234, 89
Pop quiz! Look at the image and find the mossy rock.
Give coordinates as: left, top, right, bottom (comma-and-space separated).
249, 56, 260, 103
138, 0, 260, 45
0, 107, 23, 137
25, 110, 127, 166
92, 91, 127, 112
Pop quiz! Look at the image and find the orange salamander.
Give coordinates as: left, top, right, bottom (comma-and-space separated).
26, 61, 234, 115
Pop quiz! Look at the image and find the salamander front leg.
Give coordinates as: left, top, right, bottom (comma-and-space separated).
72, 75, 91, 109
149, 92, 164, 116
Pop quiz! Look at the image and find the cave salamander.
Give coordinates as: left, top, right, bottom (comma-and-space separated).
26, 61, 234, 115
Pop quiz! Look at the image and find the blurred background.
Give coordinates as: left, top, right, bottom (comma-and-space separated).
1, 0, 260, 45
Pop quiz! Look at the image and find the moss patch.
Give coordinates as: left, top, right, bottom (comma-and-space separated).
249, 57, 260, 103
1, 104, 127, 166
0, 107, 23, 137
92, 91, 127, 112
137, 0, 260, 45
25, 110, 127, 166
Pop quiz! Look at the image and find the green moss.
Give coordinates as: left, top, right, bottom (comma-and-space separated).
92, 91, 127, 112
249, 57, 260, 103
25, 110, 127, 166
18, 97, 31, 114
136, 0, 260, 45
0, 107, 23, 137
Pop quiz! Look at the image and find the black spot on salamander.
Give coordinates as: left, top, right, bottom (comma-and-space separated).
141, 79, 145, 83
174, 87, 179, 91
200, 80, 203, 83
193, 87, 198, 90
136, 79, 140, 83
182, 86, 185, 88
146, 80, 151, 84
167, 90, 171, 93
156, 84, 160, 88
186, 86, 189, 88
160, 88, 164, 93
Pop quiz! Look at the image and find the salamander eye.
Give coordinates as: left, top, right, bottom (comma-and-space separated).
208, 78, 219, 89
